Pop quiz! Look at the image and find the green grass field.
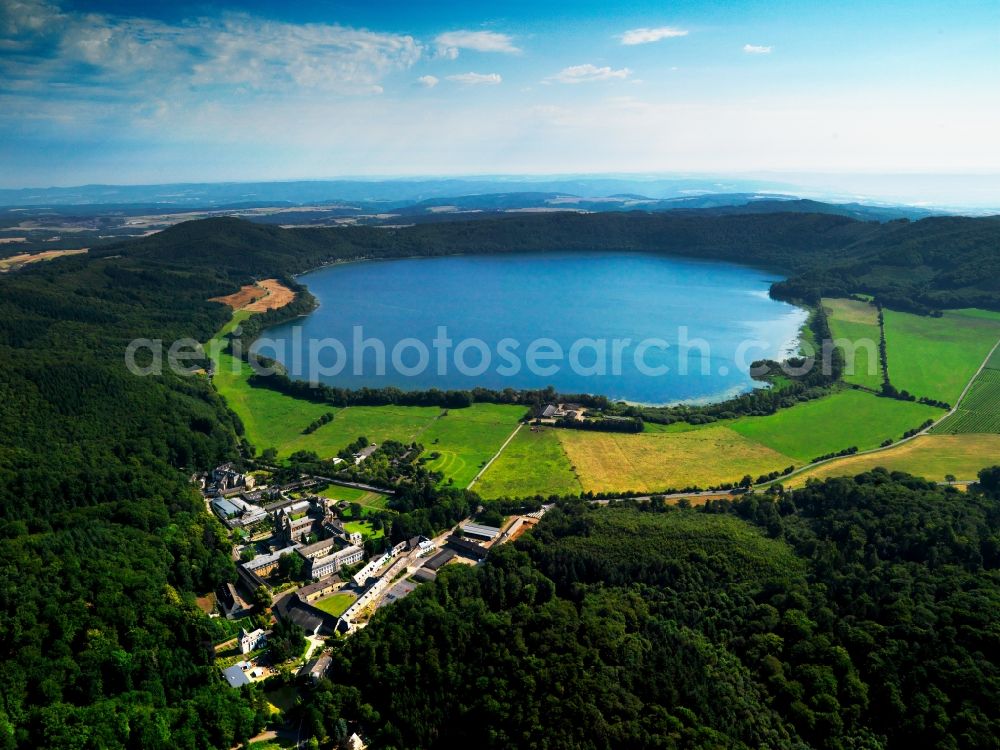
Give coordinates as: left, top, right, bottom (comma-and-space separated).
882, 308, 1000, 404
317, 484, 391, 508
419, 403, 526, 488
823, 298, 883, 390
311, 592, 356, 617
934, 368, 1000, 434
209, 316, 523, 484
787, 433, 1000, 485
729, 389, 940, 462
475, 427, 583, 499
343, 519, 385, 539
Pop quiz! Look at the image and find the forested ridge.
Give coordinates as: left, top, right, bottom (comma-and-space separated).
104, 210, 1000, 313
0, 210, 999, 747
311, 471, 1000, 750
0, 234, 290, 747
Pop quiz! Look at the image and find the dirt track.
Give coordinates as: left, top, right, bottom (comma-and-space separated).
210, 278, 295, 311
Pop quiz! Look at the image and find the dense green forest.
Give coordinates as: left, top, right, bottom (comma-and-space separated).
0, 231, 278, 747
307, 470, 1000, 749
1, 210, 999, 747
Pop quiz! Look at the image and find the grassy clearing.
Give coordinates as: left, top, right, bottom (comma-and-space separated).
558, 425, 796, 494
344, 520, 385, 540
264, 686, 299, 714
312, 592, 357, 618
475, 427, 583, 499
823, 298, 883, 390
786, 434, 1000, 485
729, 389, 940, 462
419, 403, 526, 488
934, 368, 1000, 434
883, 308, 1000, 404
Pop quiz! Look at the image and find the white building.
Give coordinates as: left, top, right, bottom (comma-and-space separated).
239, 627, 268, 654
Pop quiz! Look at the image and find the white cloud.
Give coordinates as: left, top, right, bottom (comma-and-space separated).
446, 72, 502, 85
544, 64, 631, 85
0, 0, 423, 98
619, 26, 688, 45
417, 75, 439, 88
434, 30, 519, 59
743, 44, 773, 54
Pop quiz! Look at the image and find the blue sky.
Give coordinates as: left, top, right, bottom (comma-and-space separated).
1, 0, 998, 188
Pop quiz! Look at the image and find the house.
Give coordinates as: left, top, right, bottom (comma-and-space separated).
307, 544, 364, 579
212, 463, 256, 493
239, 627, 268, 654
274, 594, 332, 636
447, 535, 487, 560
406, 535, 433, 552
352, 550, 392, 587
296, 576, 342, 603
217, 582, 252, 619
221, 663, 251, 689
540, 404, 557, 419
303, 653, 333, 683
242, 545, 301, 578
353, 444, 378, 464
297, 537, 340, 561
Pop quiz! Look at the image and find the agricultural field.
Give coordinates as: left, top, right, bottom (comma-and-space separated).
823, 298, 883, 390
419, 403, 526, 488
934, 367, 1000, 434
475, 427, 583, 499
558, 425, 795, 494
786, 434, 1000, 485
729, 389, 940, 462
312, 592, 357, 618
882, 308, 1000, 404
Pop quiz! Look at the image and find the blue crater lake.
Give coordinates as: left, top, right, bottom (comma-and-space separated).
255, 252, 808, 405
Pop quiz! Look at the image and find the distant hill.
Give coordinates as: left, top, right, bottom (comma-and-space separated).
104, 208, 1000, 313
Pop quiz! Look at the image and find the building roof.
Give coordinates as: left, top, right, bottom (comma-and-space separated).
423, 548, 456, 570
211, 497, 241, 517
242, 544, 300, 572
297, 575, 340, 599
377, 580, 417, 609
541, 404, 557, 418
312, 544, 362, 570
304, 653, 333, 681
412, 568, 437, 583
446, 535, 487, 558
460, 522, 502, 540
274, 595, 330, 635
298, 537, 339, 559
221, 664, 251, 688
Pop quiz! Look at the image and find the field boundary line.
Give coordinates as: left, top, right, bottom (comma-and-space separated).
467, 423, 523, 489
766, 335, 1000, 487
